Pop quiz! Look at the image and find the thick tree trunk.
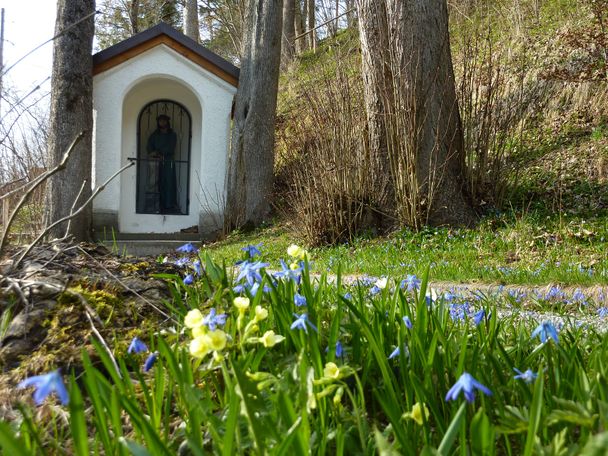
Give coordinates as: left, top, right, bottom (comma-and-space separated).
387, 0, 474, 226
225, 0, 283, 230
355, 0, 393, 215
184, 0, 200, 42
46, 0, 95, 241
356, 0, 475, 227
282, 0, 295, 63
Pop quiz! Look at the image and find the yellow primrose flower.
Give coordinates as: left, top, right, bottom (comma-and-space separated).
234, 296, 250, 313
205, 329, 227, 351
287, 244, 303, 258
323, 362, 341, 380
254, 306, 268, 322
260, 330, 285, 348
290, 262, 300, 270
189, 335, 210, 359
192, 325, 206, 338
404, 402, 429, 426
184, 309, 204, 328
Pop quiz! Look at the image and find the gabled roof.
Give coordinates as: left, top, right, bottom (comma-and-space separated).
92, 23, 239, 87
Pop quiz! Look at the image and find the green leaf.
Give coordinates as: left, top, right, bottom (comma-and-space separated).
438, 402, 466, 455
470, 407, 495, 456
69, 375, 90, 456
523, 367, 544, 456
0, 422, 30, 456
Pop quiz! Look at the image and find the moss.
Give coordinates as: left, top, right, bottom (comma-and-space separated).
120, 261, 151, 274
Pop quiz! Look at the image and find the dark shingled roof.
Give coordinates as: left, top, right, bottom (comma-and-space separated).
92, 22, 239, 85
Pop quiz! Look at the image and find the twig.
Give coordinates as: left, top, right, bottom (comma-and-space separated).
0, 131, 84, 254
76, 245, 177, 324
12, 161, 135, 270
63, 179, 88, 239
294, 7, 355, 41
65, 288, 122, 379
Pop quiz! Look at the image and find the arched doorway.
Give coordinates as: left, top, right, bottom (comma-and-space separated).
136, 100, 192, 215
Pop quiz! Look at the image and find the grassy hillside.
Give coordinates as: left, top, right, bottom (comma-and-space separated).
204, 0, 608, 285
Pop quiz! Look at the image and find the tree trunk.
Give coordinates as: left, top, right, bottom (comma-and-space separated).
355, 0, 393, 216
225, 0, 283, 231
294, 0, 306, 53
388, 0, 474, 226
129, 0, 139, 34
356, 0, 475, 227
282, 0, 295, 63
306, 0, 316, 51
46, 0, 95, 241
184, 0, 200, 42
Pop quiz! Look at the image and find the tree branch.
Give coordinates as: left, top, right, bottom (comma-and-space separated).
12, 161, 135, 270
0, 131, 84, 254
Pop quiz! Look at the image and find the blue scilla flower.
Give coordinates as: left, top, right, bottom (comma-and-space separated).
388, 344, 409, 360
473, 309, 486, 326
176, 242, 198, 253
445, 372, 492, 403
128, 337, 148, 354
290, 313, 318, 333
403, 316, 413, 329
183, 274, 194, 285
294, 293, 307, 307
400, 274, 421, 291
202, 308, 227, 331
241, 243, 263, 258
175, 257, 189, 268
369, 285, 381, 296
193, 260, 202, 276
598, 307, 608, 318
236, 260, 269, 287
18, 370, 69, 406
144, 352, 159, 372
274, 259, 301, 283
335, 341, 344, 358
531, 321, 559, 344
343, 292, 352, 300
513, 368, 537, 384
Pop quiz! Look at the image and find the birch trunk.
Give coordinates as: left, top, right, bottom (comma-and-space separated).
184, 0, 200, 42
46, 0, 95, 240
225, 0, 283, 230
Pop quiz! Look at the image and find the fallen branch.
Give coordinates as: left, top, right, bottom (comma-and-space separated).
0, 131, 84, 254
12, 161, 135, 270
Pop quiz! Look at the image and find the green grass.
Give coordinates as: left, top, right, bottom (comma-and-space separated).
201, 210, 608, 286
4, 250, 608, 454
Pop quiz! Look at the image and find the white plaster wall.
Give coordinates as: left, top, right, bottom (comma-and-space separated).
92, 44, 235, 234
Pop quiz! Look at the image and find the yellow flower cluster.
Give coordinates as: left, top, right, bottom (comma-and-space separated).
185, 309, 228, 359
287, 244, 309, 262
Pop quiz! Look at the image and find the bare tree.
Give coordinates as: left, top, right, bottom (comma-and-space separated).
46, 0, 96, 240
184, 0, 200, 42
224, 0, 283, 230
